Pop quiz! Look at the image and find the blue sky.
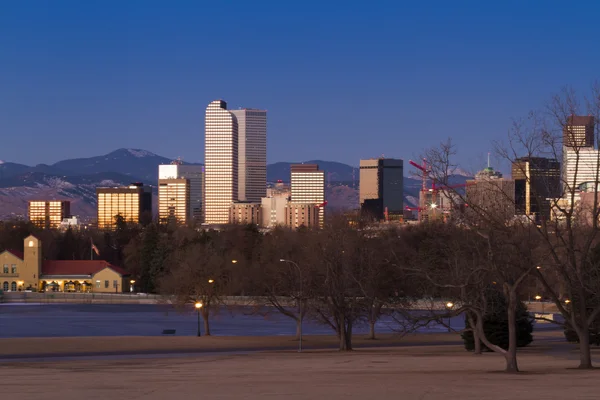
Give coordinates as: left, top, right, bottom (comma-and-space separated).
1, 1, 599, 172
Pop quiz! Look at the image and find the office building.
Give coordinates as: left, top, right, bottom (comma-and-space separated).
563, 115, 595, 148
261, 196, 289, 228
158, 178, 190, 225
267, 181, 290, 198
229, 202, 262, 225
285, 203, 320, 229
290, 164, 325, 227
466, 166, 515, 221
512, 157, 560, 221
230, 108, 267, 202
158, 163, 204, 223
96, 183, 152, 229
204, 100, 238, 224
28, 200, 71, 229
562, 148, 600, 192
359, 158, 404, 221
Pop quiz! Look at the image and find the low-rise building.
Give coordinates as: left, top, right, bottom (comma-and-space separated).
229, 202, 262, 225
285, 203, 320, 229
0, 235, 129, 293
261, 196, 288, 228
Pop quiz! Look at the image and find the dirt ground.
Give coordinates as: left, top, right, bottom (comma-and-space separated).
2, 334, 600, 400
0, 332, 460, 357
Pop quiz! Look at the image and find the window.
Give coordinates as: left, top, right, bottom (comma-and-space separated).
2, 264, 7, 274
104, 280, 109, 288
11, 282, 16, 291
2, 282, 7, 291
113, 280, 118, 289
96, 281, 101, 288
11, 264, 16, 274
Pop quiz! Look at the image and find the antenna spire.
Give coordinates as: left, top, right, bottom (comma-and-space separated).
487, 152, 490, 168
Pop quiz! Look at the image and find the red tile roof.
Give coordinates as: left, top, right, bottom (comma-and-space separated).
5, 250, 24, 260
42, 260, 128, 277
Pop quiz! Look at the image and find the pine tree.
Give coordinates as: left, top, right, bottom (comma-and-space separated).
462, 288, 533, 351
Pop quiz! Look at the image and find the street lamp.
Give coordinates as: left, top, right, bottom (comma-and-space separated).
129, 279, 135, 293
565, 299, 571, 304
195, 302, 203, 337
445, 302, 454, 332
535, 295, 544, 313
208, 279, 214, 284
280, 258, 303, 352
231, 260, 238, 264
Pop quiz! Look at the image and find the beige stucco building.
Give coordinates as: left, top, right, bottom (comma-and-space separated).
0, 235, 129, 293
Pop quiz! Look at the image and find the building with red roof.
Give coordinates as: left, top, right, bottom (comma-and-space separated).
0, 235, 130, 293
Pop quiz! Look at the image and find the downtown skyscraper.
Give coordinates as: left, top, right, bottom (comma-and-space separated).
230, 108, 267, 202
204, 100, 238, 224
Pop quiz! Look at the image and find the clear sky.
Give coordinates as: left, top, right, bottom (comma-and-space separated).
1, 1, 599, 171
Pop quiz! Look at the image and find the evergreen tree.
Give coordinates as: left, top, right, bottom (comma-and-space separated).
462, 288, 533, 351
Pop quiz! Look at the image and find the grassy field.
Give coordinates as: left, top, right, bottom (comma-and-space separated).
2, 340, 600, 400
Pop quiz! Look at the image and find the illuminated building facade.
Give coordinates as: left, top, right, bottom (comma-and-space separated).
290, 164, 325, 227
28, 200, 71, 229
229, 201, 262, 225
96, 184, 152, 229
204, 100, 238, 224
230, 108, 267, 202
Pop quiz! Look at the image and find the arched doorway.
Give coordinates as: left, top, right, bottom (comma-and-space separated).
11, 282, 16, 291
2, 282, 7, 291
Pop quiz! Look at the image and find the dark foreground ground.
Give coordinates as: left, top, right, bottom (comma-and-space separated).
1, 333, 599, 400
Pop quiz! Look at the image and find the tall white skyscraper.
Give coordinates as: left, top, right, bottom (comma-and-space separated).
230, 109, 267, 202
204, 100, 238, 224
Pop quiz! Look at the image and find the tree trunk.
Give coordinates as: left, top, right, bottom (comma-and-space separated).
505, 290, 519, 373
368, 320, 376, 340
344, 318, 353, 350
295, 317, 302, 341
473, 329, 482, 355
202, 310, 211, 336
577, 327, 593, 369
339, 314, 348, 351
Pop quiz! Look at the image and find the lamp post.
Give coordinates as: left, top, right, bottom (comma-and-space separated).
280, 258, 303, 352
535, 295, 543, 314
195, 302, 203, 337
129, 279, 135, 293
445, 302, 454, 332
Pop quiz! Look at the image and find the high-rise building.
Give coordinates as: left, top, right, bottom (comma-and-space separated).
466, 166, 515, 221
230, 108, 267, 202
204, 100, 238, 224
158, 178, 190, 225
96, 183, 152, 229
359, 158, 404, 221
28, 200, 71, 229
512, 157, 560, 221
158, 164, 204, 223
261, 196, 288, 228
563, 115, 595, 148
562, 148, 600, 192
290, 164, 325, 227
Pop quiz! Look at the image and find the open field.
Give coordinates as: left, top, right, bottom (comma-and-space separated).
2, 340, 600, 400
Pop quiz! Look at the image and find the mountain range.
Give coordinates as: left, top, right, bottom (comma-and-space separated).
0, 149, 471, 220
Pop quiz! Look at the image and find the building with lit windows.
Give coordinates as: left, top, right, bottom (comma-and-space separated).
204, 100, 238, 224
0, 235, 129, 293
512, 157, 560, 222
285, 203, 320, 229
158, 178, 190, 225
96, 183, 152, 229
158, 163, 204, 224
230, 108, 267, 202
290, 164, 325, 227
28, 200, 71, 229
229, 202, 262, 225
563, 115, 595, 148
359, 158, 404, 221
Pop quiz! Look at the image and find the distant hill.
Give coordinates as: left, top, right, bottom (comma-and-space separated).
0, 149, 472, 219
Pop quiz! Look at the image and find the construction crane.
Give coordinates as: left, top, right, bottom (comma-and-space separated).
409, 159, 431, 222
